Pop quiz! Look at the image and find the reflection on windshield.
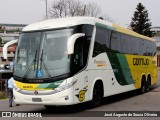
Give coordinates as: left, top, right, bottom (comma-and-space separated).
14, 29, 73, 79
40, 29, 72, 78
15, 32, 41, 79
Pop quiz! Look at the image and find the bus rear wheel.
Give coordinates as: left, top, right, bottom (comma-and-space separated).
146, 76, 151, 92
140, 77, 146, 94
90, 82, 103, 108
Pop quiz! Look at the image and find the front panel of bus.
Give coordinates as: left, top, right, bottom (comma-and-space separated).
13, 24, 94, 105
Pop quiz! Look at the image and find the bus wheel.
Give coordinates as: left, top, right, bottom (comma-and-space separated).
146, 76, 151, 92
140, 77, 146, 94
90, 81, 103, 108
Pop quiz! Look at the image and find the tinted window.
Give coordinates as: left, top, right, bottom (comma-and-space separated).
121, 34, 131, 54
75, 25, 93, 59
93, 27, 110, 57
93, 26, 155, 56
110, 31, 121, 53
72, 25, 93, 74
130, 37, 140, 55
72, 40, 84, 69
147, 41, 152, 56
151, 42, 156, 56
139, 39, 147, 55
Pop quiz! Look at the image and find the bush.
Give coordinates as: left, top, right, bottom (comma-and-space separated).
155, 32, 160, 36
0, 91, 6, 99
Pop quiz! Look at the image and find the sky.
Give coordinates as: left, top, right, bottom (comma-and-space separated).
0, 0, 159, 28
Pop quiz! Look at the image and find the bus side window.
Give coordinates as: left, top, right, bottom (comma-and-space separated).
110, 31, 121, 53
72, 39, 84, 74
93, 27, 110, 57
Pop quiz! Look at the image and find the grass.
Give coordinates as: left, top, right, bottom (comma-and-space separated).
0, 91, 7, 100
154, 32, 160, 36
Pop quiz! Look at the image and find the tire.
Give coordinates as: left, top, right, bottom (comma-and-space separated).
140, 77, 146, 94
90, 82, 103, 108
146, 76, 151, 92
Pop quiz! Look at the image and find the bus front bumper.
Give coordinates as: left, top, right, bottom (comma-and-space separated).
13, 87, 74, 106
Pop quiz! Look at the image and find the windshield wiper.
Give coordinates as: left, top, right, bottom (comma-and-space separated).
40, 49, 43, 70
22, 50, 38, 81
34, 50, 37, 71
40, 49, 52, 80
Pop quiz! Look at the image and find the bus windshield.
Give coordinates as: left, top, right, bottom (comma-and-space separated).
14, 28, 74, 80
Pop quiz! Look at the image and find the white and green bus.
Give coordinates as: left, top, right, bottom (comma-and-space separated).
4, 17, 157, 107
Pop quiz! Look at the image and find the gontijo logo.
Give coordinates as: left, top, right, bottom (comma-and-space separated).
133, 58, 149, 66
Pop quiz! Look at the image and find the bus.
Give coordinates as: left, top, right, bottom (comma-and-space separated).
3, 17, 157, 108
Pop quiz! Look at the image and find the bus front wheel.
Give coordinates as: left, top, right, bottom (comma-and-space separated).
146, 75, 151, 92
90, 81, 103, 108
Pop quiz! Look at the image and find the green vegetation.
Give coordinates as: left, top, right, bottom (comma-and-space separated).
0, 91, 6, 100
155, 32, 160, 36
130, 3, 152, 37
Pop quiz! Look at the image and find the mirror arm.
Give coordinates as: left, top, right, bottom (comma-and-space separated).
3, 39, 18, 59
67, 33, 85, 54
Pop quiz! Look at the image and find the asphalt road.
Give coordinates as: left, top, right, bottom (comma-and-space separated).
0, 71, 160, 120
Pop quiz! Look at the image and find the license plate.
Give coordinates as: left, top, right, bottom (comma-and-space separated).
32, 98, 42, 102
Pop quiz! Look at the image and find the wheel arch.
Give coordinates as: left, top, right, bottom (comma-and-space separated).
141, 74, 146, 84
89, 78, 104, 101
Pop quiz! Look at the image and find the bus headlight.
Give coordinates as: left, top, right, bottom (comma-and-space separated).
13, 82, 21, 92
14, 86, 21, 92
54, 80, 77, 92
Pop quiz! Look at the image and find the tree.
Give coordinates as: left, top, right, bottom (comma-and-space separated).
48, 0, 84, 18
0, 37, 2, 45
84, 2, 102, 17
130, 3, 152, 37
48, 0, 114, 22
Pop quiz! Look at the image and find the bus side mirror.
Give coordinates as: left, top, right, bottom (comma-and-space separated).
67, 33, 85, 55
3, 39, 18, 59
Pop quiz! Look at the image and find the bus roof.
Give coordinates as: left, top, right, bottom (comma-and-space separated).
23, 17, 96, 31
22, 17, 154, 42
112, 24, 154, 42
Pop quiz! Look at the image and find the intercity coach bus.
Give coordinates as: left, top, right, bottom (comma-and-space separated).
3, 17, 157, 108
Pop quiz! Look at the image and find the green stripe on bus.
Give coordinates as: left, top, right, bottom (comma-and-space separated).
116, 54, 135, 84
107, 53, 135, 85
37, 80, 64, 89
